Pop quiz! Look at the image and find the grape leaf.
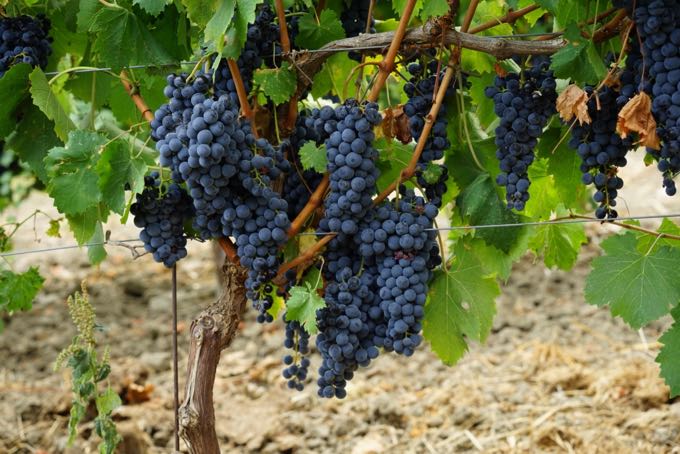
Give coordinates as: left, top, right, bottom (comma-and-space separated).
204, 0, 235, 44
656, 306, 680, 397
523, 158, 560, 219
457, 173, 528, 254
285, 268, 325, 335
133, 0, 170, 16
299, 142, 327, 173
29, 68, 75, 142
45, 131, 105, 215
420, 0, 448, 20
295, 9, 345, 50
392, 0, 423, 18
550, 24, 607, 84
180, 0, 219, 27
253, 64, 297, 105
0, 267, 44, 312
88, 222, 107, 265
585, 233, 680, 328
636, 218, 680, 254
96, 141, 147, 214
537, 126, 586, 210
7, 104, 60, 184
424, 243, 499, 365
528, 210, 587, 270
375, 138, 413, 192
67, 206, 101, 245
84, 5, 175, 70
47, 219, 62, 238
0, 63, 31, 139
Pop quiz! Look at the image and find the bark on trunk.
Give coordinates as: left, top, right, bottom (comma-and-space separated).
178, 260, 248, 453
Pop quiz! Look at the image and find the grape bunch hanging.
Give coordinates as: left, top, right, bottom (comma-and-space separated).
0, 14, 52, 76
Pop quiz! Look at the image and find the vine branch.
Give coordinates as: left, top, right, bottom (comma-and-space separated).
286, 174, 330, 238
460, 0, 480, 33
227, 59, 255, 127
569, 215, 680, 241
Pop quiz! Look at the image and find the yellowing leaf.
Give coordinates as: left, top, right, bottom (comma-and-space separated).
617, 92, 660, 149
556, 84, 591, 125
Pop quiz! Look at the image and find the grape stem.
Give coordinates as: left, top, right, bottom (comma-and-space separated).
367, 0, 418, 102
120, 70, 154, 122
274, 0, 291, 54
286, 174, 330, 238
460, 0, 480, 34
568, 215, 680, 241
226, 59, 256, 132
274, 234, 335, 284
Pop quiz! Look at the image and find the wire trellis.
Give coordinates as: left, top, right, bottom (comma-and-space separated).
2, 212, 680, 258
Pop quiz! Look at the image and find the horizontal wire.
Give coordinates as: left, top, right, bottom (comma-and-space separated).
2, 212, 679, 258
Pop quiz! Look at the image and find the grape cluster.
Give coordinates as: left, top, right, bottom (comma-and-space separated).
130, 172, 194, 268
0, 14, 52, 77
151, 74, 292, 321
357, 190, 440, 354
568, 87, 632, 219
341, 0, 376, 61
630, 0, 680, 195
484, 57, 557, 210
403, 61, 456, 207
282, 316, 311, 391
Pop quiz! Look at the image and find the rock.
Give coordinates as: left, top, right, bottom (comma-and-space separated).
351, 434, 385, 454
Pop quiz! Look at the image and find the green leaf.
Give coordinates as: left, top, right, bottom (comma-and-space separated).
656, 307, 680, 397
457, 173, 528, 254
392, 0, 423, 18
537, 126, 586, 210
85, 5, 175, 70
285, 268, 325, 335
635, 218, 680, 254
96, 141, 147, 214
64, 71, 113, 109
253, 64, 297, 105
298, 142, 327, 173
420, 0, 448, 19
95, 387, 122, 416
0, 63, 32, 139
133, 0, 170, 16
45, 131, 105, 215
7, 104, 60, 184
528, 209, 587, 270
88, 222, 108, 265
180, 0, 219, 27
457, 236, 521, 281
67, 206, 101, 245
585, 233, 680, 328
68, 402, 86, 444
550, 24, 607, 84
375, 138, 413, 192
422, 163, 445, 185
29, 68, 75, 142
523, 158, 560, 219
295, 9, 346, 50
424, 243, 499, 365
204, 0, 236, 43
47, 219, 62, 238
0, 267, 44, 312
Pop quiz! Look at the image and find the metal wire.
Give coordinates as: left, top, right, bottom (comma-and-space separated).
2, 212, 679, 258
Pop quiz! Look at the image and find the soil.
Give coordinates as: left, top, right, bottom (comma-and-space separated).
1, 159, 679, 454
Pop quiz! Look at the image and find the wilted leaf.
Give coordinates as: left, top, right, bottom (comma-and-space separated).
381, 106, 412, 144
556, 84, 591, 125
617, 93, 660, 149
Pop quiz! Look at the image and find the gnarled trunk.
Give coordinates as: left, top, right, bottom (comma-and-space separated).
178, 260, 248, 453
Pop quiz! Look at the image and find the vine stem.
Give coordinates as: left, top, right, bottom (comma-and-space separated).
226, 59, 256, 128
469, 4, 540, 34
274, 0, 291, 54
120, 70, 154, 122
119, 71, 240, 262
286, 174, 330, 238
568, 215, 680, 241
274, 234, 334, 283
460, 0, 480, 33
367, 0, 417, 102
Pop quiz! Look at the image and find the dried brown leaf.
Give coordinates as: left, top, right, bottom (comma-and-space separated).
556, 84, 591, 125
381, 106, 412, 144
617, 92, 660, 150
